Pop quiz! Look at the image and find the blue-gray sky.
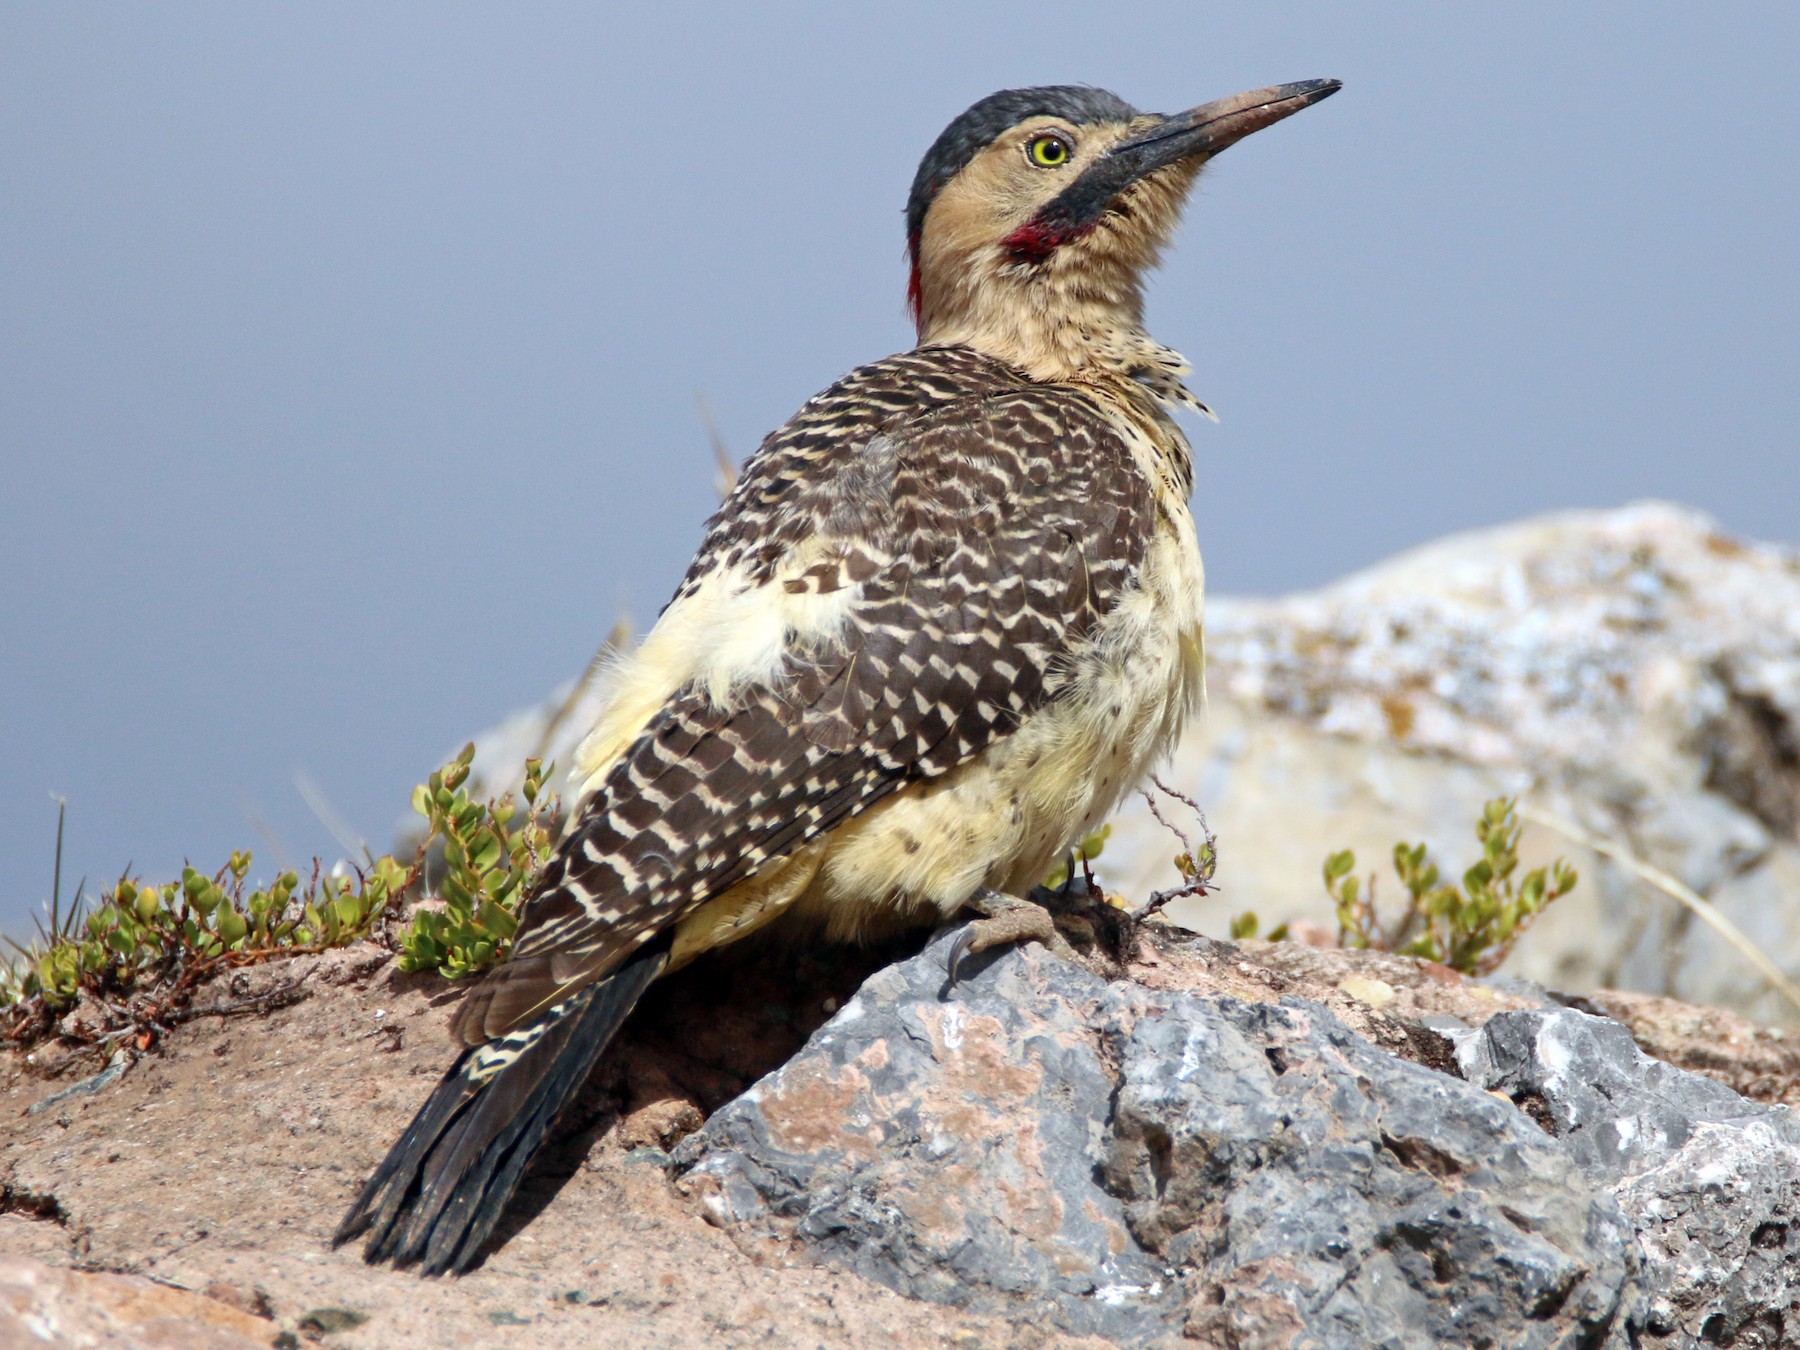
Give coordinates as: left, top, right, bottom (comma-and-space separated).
4, 4, 1797, 937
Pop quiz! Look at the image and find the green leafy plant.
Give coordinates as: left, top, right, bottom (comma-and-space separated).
2, 745, 562, 1052
10, 797, 89, 995
1, 846, 415, 1049
396, 746, 560, 980
1323, 797, 1577, 975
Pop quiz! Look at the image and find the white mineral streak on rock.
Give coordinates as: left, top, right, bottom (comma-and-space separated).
938, 1001, 965, 1052
1536, 1016, 1576, 1094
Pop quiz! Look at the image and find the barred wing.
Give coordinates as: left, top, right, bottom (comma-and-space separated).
454, 362, 1154, 1041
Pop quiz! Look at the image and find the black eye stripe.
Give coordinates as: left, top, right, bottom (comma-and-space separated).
906, 88, 1138, 245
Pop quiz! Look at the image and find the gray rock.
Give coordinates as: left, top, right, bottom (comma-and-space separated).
678, 931, 1643, 1346
1461, 1009, 1800, 1346
676, 931, 1178, 1343
1105, 992, 1638, 1348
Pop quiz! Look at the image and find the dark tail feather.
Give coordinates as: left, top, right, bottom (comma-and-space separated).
333, 939, 668, 1275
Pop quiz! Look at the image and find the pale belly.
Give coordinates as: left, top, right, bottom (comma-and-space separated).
666, 510, 1206, 966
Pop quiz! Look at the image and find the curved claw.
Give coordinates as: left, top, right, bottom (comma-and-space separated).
945, 925, 977, 989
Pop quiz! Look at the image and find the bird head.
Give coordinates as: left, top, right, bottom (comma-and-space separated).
905, 80, 1339, 375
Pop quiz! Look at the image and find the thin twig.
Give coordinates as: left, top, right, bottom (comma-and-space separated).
26, 1051, 132, 1116
1141, 776, 1197, 862
165, 975, 310, 1026
695, 391, 739, 501
295, 771, 373, 866
1135, 776, 1218, 920
1518, 802, 1800, 1022
1138, 878, 1213, 922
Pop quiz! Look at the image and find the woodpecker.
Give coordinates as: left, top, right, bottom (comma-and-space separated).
336, 77, 1339, 1274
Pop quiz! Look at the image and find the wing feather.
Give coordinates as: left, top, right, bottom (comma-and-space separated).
452, 349, 1157, 1043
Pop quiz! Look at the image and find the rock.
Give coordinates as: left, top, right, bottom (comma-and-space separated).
0, 941, 1092, 1350
7, 924, 1800, 1346
677, 933, 1176, 1342
678, 929, 1644, 1346
1461, 1009, 1800, 1346
1105, 992, 1640, 1347
1094, 503, 1800, 1022
1581, 988, 1800, 1111
0, 1253, 273, 1350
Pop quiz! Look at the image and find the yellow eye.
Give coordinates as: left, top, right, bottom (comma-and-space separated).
1026, 134, 1071, 168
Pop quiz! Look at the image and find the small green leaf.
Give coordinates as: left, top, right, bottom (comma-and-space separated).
478, 897, 519, 940
469, 830, 503, 873
217, 907, 248, 947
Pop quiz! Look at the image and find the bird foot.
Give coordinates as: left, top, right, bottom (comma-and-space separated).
945, 887, 1083, 987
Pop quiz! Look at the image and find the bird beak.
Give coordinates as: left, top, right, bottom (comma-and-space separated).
1106, 79, 1342, 181
1005, 79, 1340, 263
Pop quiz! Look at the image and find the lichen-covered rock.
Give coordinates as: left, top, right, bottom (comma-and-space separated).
1103, 992, 1638, 1347
1095, 503, 1800, 1022
676, 934, 1177, 1342
678, 930, 1644, 1346
1462, 1009, 1800, 1346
